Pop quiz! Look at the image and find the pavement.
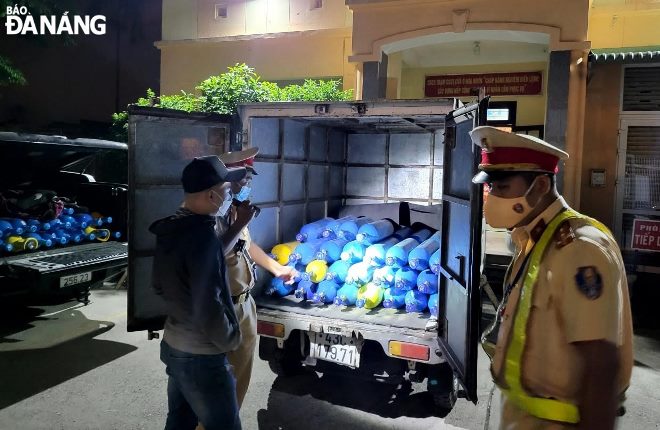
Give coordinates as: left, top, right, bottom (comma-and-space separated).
0, 289, 658, 430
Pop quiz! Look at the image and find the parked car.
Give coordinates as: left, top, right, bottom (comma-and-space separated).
0, 132, 128, 303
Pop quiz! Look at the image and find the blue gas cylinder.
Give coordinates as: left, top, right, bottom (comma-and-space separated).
356, 219, 395, 244
316, 238, 349, 263
296, 218, 334, 242
312, 280, 340, 304
429, 249, 441, 275
405, 290, 429, 313
289, 239, 325, 265
333, 282, 359, 306
385, 238, 420, 268
364, 236, 400, 267
337, 217, 373, 241
373, 265, 397, 287
325, 259, 351, 283
345, 261, 375, 285
394, 266, 419, 291
382, 287, 407, 309
321, 216, 357, 239
428, 293, 440, 317
408, 231, 441, 271
340, 240, 368, 263
417, 269, 439, 294
266, 278, 296, 297
294, 280, 317, 301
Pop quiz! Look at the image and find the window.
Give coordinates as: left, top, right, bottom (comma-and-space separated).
215, 4, 228, 19
622, 66, 660, 112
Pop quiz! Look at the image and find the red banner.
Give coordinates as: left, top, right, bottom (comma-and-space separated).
425, 71, 543, 98
631, 219, 660, 252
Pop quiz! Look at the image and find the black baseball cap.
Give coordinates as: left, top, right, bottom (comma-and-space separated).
181, 156, 246, 193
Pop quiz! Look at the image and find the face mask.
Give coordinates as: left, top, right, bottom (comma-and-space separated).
234, 186, 252, 202
484, 177, 541, 229
212, 191, 232, 217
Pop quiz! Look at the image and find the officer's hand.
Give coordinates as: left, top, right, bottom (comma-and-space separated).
276, 265, 298, 285
234, 200, 256, 227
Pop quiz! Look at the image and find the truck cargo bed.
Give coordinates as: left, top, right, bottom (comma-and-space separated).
255, 294, 432, 333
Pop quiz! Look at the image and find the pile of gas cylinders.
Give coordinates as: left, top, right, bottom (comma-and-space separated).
266, 216, 440, 317
0, 209, 121, 254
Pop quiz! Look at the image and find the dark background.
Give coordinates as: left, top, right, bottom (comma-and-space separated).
0, 0, 162, 139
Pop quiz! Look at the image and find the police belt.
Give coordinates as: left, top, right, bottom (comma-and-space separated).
232, 290, 250, 305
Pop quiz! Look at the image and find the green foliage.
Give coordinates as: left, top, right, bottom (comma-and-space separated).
275, 79, 353, 102
160, 92, 202, 112
135, 88, 157, 107
194, 65, 353, 109
196, 64, 273, 114
112, 64, 354, 141
110, 111, 129, 142
111, 89, 202, 141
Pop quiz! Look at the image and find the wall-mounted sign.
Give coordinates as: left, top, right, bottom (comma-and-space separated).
631, 219, 660, 252
425, 71, 543, 98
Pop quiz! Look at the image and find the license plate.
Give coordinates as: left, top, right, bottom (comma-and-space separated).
308, 332, 362, 368
60, 272, 92, 288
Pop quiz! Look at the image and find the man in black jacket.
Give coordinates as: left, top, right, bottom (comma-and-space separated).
150, 155, 246, 430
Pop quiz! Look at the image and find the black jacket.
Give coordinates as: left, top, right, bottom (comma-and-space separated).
150, 212, 241, 354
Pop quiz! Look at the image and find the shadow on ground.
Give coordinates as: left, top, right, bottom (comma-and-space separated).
0, 303, 136, 410
257, 370, 450, 430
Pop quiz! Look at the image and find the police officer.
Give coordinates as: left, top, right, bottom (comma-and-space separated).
217, 147, 297, 408
474, 127, 633, 430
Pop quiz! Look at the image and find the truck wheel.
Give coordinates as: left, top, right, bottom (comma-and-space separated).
260, 334, 303, 377
428, 363, 458, 411
268, 355, 303, 377
432, 389, 457, 411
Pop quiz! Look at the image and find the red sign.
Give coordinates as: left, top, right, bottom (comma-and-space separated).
425, 71, 543, 98
631, 219, 660, 252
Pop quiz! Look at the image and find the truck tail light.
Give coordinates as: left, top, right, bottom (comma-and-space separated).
257, 320, 285, 338
388, 341, 430, 361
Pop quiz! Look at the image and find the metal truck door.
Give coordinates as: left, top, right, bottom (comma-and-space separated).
437, 99, 488, 402
127, 106, 236, 332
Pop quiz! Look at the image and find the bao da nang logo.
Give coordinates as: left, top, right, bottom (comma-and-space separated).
5, 4, 106, 35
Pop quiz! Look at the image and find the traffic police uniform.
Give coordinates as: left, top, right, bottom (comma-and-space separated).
216, 147, 260, 409
474, 127, 633, 429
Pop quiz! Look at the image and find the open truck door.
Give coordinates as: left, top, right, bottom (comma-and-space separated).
436, 98, 489, 402
126, 106, 236, 334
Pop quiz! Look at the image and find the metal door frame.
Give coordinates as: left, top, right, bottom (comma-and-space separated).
435, 97, 488, 402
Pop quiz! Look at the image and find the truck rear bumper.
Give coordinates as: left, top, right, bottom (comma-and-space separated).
256, 306, 444, 365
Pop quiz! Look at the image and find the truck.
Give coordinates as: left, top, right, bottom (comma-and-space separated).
127, 97, 489, 413
0, 132, 128, 303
